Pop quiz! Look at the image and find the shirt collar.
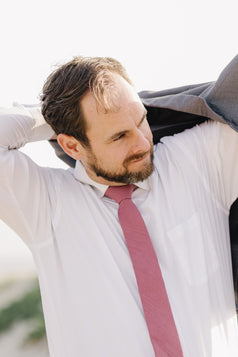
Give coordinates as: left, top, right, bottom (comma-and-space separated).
73, 160, 151, 197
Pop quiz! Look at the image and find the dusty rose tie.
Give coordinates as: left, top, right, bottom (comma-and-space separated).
105, 184, 183, 357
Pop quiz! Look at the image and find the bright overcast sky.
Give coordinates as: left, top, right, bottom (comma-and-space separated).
0, 0, 237, 276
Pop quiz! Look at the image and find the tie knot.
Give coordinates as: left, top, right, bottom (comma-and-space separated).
105, 184, 135, 204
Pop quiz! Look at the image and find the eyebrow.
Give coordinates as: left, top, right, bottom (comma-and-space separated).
106, 109, 148, 142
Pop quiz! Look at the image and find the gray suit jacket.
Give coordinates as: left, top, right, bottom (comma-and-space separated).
140, 54, 238, 136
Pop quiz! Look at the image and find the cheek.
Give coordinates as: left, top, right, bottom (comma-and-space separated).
102, 147, 128, 168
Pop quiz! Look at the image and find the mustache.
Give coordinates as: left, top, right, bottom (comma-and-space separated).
124, 148, 153, 166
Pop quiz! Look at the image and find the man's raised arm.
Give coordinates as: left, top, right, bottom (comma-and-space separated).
0, 104, 56, 245
0, 104, 54, 149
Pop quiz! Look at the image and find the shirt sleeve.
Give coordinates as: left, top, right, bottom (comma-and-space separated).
0, 104, 56, 245
159, 121, 238, 212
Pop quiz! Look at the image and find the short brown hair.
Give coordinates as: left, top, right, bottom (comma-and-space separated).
41, 56, 132, 147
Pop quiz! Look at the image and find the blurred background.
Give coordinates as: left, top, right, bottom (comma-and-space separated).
0, 0, 237, 355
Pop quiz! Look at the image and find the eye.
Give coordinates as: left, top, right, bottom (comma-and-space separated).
113, 133, 125, 141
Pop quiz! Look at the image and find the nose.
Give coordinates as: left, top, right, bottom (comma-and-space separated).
130, 128, 151, 154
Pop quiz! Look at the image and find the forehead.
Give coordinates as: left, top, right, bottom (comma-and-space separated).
80, 74, 144, 135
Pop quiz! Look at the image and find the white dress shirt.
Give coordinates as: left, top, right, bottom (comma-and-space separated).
0, 104, 238, 357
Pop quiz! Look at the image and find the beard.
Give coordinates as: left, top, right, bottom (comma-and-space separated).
86, 144, 154, 184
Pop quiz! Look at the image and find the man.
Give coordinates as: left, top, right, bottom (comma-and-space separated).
0, 56, 238, 356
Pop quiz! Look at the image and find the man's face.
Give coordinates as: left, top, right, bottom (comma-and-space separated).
79, 74, 154, 186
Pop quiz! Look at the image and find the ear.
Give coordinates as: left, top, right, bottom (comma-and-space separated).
57, 134, 84, 161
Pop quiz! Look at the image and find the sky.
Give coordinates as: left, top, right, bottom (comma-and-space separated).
0, 0, 237, 277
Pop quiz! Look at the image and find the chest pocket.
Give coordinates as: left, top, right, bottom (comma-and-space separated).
167, 212, 219, 286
